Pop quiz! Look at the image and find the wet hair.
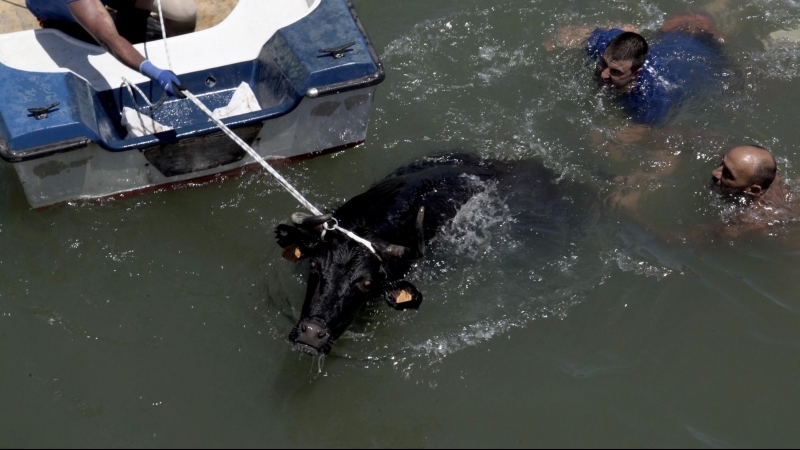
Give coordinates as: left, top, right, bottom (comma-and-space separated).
605, 32, 649, 71
749, 145, 777, 190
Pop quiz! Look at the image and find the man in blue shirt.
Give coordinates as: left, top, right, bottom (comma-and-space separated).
26, 0, 197, 97
548, 14, 727, 125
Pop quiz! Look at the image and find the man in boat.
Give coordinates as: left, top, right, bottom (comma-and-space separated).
546, 13, 727, 125
25, 0, 197, 97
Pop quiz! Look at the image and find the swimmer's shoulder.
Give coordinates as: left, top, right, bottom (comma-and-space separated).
763, 176, 793, 209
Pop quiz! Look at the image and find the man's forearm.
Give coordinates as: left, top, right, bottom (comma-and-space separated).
96, 33, 145, 71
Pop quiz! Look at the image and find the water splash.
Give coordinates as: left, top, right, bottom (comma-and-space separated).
432, 178, 513, 258
603, 248, 675, 280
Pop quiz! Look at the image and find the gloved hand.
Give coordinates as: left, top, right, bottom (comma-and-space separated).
139, 60, 187, 98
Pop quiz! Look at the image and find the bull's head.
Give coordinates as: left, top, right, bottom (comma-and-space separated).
275, 207, 426, 356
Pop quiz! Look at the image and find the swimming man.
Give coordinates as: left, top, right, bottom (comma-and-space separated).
548, 14, 727, 125
26, 0, 197, 97
711, 145, 793, 225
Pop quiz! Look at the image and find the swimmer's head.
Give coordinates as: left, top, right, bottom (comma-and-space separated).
711, 146, 777, 198
597, 32, 648, 91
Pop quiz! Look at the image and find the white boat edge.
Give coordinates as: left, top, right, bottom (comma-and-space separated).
9, 87, 377, 208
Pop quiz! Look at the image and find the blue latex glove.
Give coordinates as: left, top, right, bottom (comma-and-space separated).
139, 60, 186, 98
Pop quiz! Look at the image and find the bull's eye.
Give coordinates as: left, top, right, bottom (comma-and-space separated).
309, 261, 317, 270
357, 279, 373, 293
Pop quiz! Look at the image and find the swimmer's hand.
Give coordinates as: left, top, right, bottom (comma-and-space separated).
140, 60, 187, 99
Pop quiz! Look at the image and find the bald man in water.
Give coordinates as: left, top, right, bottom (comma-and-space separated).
711, 146, 795, 233
712, 146, 785, 205
611, 145, 794, 239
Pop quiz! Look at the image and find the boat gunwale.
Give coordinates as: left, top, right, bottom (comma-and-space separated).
308, 0, 385, 97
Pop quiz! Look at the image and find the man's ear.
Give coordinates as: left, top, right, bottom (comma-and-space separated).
633, 67, 644, 77
385, 280, 423, 311
746, 184, 763, 196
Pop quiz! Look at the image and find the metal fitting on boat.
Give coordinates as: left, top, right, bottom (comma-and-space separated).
306, 88, 319, 98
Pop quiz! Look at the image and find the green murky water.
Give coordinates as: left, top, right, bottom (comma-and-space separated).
3, 0, 800, 446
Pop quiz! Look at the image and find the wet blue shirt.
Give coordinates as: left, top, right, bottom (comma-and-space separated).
586, 28, 725, 125
26, 0, 108, 22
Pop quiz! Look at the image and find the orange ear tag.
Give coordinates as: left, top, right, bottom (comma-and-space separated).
395, 290, 413, 304
281, 245, 303, 263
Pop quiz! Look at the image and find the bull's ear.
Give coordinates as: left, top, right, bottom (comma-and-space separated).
385, 280, 423, 311
281, 244, 305, 263
275, 224, 318, 262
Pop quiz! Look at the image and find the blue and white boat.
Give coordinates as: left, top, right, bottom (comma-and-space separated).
0, 0, 384, 208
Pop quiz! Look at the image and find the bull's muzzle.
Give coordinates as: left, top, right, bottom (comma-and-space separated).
293, 320, 331, 355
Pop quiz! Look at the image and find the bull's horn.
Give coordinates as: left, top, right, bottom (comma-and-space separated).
414, 206, 426, 258
376, 206, 426, 261
291, 212, 333, 228
376, 242, 416, 260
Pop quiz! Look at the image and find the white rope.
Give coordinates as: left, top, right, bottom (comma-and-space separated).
121, 76, 168, 115
147, 0, 380, 256
181, 90, 379, 256
155, 0, 174, 71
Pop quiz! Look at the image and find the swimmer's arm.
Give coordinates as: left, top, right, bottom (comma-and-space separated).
589, 124, 670, 163
607, 176, 646, 213
545, 24, 639, 51
607, 162, 676, 214
545, 26, 593, 51
608, 163, 679, 221
68, 0, 145, 71
687, 220, 765, 242
615, 124, 649, 145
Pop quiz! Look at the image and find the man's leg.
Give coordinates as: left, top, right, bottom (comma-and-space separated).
660, 13, 718, 37
134, 0, 196, 36
107, 0, 155, 44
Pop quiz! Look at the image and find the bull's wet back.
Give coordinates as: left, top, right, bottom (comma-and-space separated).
4, 0, 800, 447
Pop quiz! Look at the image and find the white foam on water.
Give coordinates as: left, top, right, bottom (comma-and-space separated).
430, 178, 514, 259
637, 0, 666, 31
603, 248, 674, 280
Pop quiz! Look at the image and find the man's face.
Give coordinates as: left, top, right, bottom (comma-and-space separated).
711, 152, 757, 195
596, 54, 641, 91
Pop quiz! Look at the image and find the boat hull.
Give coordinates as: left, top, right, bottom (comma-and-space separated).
12, 87, 376, 208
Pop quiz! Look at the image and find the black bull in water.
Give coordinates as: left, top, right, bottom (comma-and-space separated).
275, 152, 595, 356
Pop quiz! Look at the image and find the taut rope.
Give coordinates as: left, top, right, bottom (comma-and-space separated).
122, 1, 380, 256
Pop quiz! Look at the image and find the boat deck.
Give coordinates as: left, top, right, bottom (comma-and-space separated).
0, 0, 238, 34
